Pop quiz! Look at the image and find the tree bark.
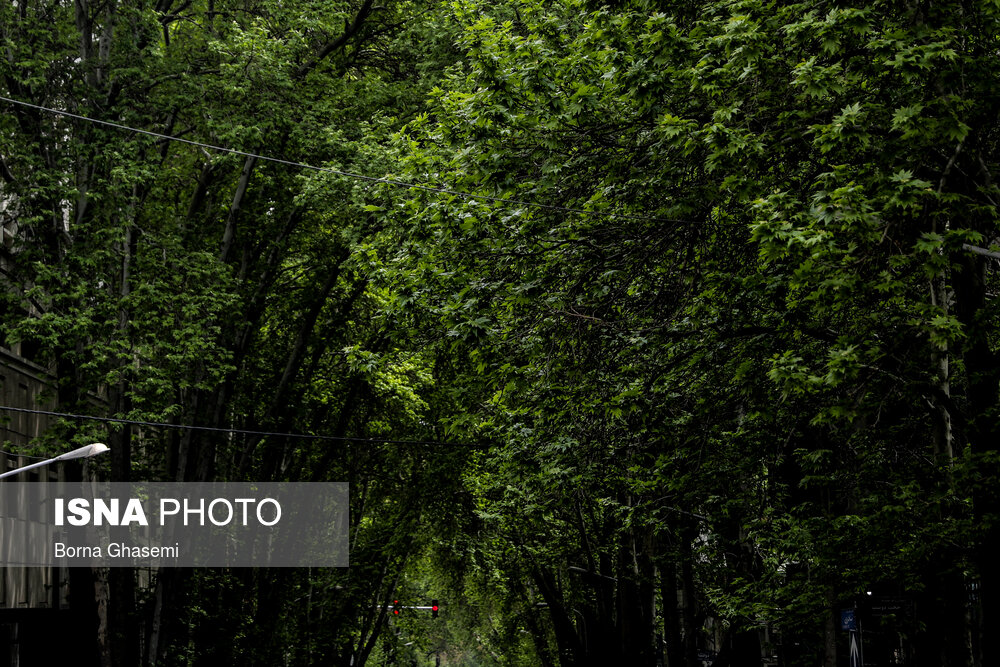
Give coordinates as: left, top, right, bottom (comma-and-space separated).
219, 155, 257, 265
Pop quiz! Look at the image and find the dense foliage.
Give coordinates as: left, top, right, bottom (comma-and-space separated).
2, 0, 999, 665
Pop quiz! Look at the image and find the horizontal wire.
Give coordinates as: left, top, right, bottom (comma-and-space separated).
0, 95, 700, 226
0, 405, 484, 448
0, 447, 48, 460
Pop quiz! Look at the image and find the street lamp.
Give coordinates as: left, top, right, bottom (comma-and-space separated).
0, 443, 109, 480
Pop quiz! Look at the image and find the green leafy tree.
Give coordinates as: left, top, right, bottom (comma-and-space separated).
382, 0, 1000, 665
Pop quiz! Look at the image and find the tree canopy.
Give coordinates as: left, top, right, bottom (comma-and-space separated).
2, 0, 999, 665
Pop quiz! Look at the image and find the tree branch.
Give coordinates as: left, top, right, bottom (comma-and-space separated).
963, 243, 1000, 260
295, 0, 377, 78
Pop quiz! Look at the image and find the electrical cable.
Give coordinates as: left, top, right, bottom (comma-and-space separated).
0, 447, 48, 460
0, 95, 701, 226
0, 405, 485, 448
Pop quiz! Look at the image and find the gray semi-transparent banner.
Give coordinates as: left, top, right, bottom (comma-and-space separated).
0, 482, 348, 567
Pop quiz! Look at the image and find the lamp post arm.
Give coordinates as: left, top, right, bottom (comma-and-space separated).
0, 457, 58, 480
0, 443, 109, 480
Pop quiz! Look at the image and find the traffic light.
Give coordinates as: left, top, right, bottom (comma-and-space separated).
431, 599, 439, 619
392, 599, 401, 616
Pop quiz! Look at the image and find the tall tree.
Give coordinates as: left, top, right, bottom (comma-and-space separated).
381, 0, 1000, 664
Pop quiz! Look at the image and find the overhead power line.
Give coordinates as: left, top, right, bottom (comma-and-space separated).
0, 405, 484, 448
0, 447, 47, 460
0, 95, 699, 225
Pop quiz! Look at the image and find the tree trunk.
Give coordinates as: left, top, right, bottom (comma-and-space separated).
679, 525, 699, 667
219, 155, 257, 265
662, 556, 684, 667
954, 246, 998, 666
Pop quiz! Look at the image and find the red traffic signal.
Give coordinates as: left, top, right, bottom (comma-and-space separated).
431, 599, 439, 618
392, 599, 401, 615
